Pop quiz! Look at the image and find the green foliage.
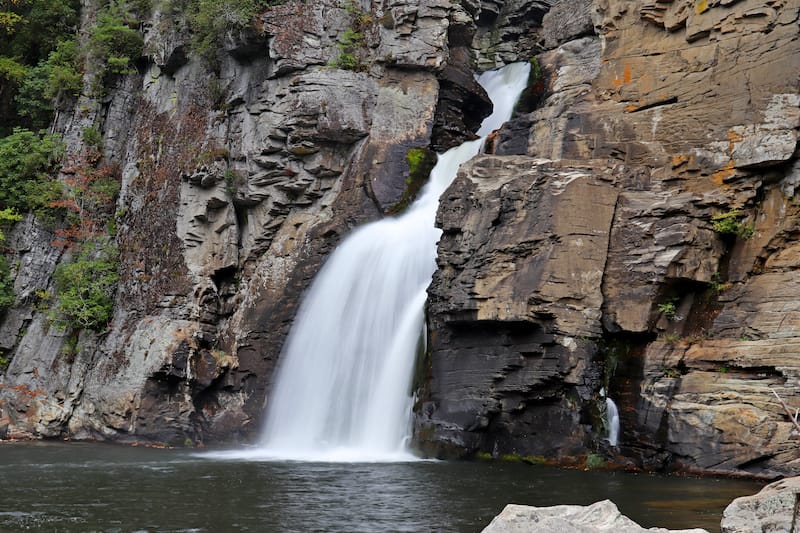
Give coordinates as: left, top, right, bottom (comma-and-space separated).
659, 332, 680, 344
2, 0, 80, 64
13, 38, 81, 130
0, 0, 80, 132
0, 128, 63, 213
61, 332, 79, 358
224, 169, 243, 197
43, 38, 82, 95
711, 208, 754, 238
330, 1, 370, 71
0, 252, 15, 311
52, 239, 119, 331
657, 299, 678, 320
0, 56, 26, 83
585, 453, 606, 469
0, 11, 23, 34
0, 207, 21, 313
13, 63, 54, 129
529, 56, 542, 82
331, 27, 364, 71
82, 126, 103, 151
187, 0, 282, 65
88, 2, 144, 82
0, 207, 22, 241
709, 271, 731, 294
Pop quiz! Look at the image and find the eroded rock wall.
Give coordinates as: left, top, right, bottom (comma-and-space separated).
418, 0, 800, 477
0, 0, 492, 445
0, 0, 797, 480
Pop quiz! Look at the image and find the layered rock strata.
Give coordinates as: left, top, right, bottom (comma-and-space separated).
0, 0, 797, 481
0, 0, 493, 445
418, 0, 800, 477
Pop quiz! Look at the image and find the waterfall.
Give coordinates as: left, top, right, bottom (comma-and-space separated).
246, 62, 530, 462
606, 396, 620, 447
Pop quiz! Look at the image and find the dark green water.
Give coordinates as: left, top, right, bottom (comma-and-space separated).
0, 442, 762, 532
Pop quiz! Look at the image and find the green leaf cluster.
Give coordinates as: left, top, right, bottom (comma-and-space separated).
0, 128, 64, 214
53, 240, 119, 331
711, 209, 754, 239
0, 0, 81, 133
330, 7, 370, 71
187, 0, 285, 66
15, 39, 82, 129
0, 207, 22, 313
89, 2, 145, 80
657, 300, 677, 320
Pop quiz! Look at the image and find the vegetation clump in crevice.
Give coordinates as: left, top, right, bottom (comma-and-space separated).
185, 0, 288, 67
51, 237, 119, 332
0, 207, 23, 313
330, 0, 371, 71
657, 299, 678, 321
514, 55, 548, 114
711, 208, 754, 239
0, 128, 64, 216
87, 0, 146, 93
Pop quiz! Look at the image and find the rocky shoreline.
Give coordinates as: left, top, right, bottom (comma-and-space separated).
483, 476, 800, 533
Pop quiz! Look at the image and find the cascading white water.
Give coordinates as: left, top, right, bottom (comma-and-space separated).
606, 397, 620, 447
238, 62, 531, 462
599, 387, 621, 446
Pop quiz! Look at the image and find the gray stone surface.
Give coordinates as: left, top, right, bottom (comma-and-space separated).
722, 477, 800, 533
482, 501, 709, 533
0, 0, 798, 482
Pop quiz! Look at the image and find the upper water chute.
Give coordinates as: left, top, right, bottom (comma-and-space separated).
253, 62, 531, 462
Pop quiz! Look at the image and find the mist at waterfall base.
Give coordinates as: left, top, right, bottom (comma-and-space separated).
207, 62, 531, 462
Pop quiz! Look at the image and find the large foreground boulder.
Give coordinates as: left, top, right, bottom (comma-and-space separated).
481, 501, 708, 533
721, 477, 800, 533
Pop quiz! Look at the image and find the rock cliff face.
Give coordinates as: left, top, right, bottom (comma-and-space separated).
0, 0, 798, 479
0, 0, 487, 445
415, 0, 800, 477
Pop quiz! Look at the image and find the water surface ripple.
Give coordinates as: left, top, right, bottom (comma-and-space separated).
0, 442, 763, 532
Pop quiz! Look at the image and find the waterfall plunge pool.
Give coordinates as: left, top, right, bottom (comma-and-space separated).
0, 441, 763, 532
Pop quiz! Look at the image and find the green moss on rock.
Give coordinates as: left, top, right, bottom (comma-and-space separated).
388, 146, 437, 215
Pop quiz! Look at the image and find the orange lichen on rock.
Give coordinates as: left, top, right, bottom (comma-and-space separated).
711, 160, 736, 185
671, 154, 690, 168
613, 64, 633, 87
727, 130, 744, 153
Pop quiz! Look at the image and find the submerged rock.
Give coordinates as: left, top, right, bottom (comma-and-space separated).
481, 501, 708, 533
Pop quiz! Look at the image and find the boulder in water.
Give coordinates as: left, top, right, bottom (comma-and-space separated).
721, 477, 800, 533
481, 501, 709, 533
